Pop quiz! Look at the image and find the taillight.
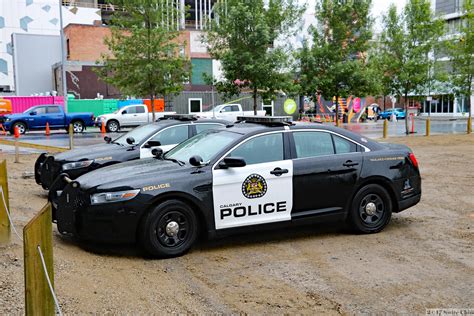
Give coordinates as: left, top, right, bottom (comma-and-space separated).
409, 152, 418, 169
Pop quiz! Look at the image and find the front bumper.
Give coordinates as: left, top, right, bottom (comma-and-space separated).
56, 184, 143, 243
39, 156, 63, 190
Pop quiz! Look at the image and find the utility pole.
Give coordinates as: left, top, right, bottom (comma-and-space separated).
59, 0, 68, 113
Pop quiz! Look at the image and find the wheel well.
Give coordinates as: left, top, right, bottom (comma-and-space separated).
138, 193, 208, 239
71, 119, 85, 125
352, 178, 399, 213
107, 119, 119, 126
11, 120, 28, 131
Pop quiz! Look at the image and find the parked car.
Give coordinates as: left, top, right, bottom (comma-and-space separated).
95, 104, 176, 132
378, 108, 406, 120
55, 116, 421, 258
2, 105, 94, 135
195, 104, 267, 121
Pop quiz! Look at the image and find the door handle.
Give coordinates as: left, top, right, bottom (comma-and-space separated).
270, 167, 289, 176
343, 160, 359, 167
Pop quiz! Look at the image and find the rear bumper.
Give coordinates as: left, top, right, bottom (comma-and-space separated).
396, 193, 421, 213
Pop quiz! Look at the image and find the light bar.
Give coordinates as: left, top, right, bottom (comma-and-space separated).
236, 116, 293, 124
161, 114, 197, 121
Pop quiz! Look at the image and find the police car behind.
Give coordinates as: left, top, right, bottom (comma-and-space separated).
35, 115, 229, 190
56, 116, 421, 258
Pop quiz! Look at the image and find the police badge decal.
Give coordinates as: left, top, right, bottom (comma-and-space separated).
242, 174, 267, 199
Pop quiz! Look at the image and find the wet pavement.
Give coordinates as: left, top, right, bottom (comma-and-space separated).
0, 119, 470, 153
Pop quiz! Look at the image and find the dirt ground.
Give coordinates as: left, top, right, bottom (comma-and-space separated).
0, 134, 473, 314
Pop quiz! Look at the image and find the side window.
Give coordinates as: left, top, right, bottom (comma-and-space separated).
47, 106, 61, 114
293, 131, 334, 158
229, 133, 283, 165
124, 107, 137, 114
151, 125, 188, 146
231, 105, 240, 111
136, 106, 145, 114
195, 124, 223, 134
221, 106, 232, 112
332, 134, 358, 154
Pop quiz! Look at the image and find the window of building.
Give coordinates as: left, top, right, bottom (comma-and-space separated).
189, 98, 202, 113
191, 58, 213, 85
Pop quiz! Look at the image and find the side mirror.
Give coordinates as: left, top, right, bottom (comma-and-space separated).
144, 140, 161, 148
189, 155, 204, 167
104, 136, 112, 143
126, 137, 135, 145
218, 157, 246, 169
30, 111, 37, 116
151, 148, 163, 158
122, 110, 127, 115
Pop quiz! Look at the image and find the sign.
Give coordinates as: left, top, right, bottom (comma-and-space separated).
283, 99, 297, 115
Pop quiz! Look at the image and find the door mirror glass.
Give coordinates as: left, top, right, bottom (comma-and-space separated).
189, 155, 204, 167
219, 157, 246, 169
144, 140, 161, 148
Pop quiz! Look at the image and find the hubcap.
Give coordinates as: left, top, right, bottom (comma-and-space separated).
109, 122, 118, 131
73, 123, 82, 132
359, 193, 384, 225
16, 124, 25, 134
165, 221, 179, 237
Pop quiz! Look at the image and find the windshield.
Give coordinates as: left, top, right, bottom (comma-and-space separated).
113, 124, 159, 146
204, 104, 224, 113
165, 130, 241, 163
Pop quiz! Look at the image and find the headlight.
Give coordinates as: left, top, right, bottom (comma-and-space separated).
5, 118, 11, 122
62, 160, 94, 171
90, 189, 140, 205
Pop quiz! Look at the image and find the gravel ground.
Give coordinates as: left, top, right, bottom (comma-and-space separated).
0, 134, 473, 314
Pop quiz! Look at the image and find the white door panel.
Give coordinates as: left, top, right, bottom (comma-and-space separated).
212, 160, 293, 230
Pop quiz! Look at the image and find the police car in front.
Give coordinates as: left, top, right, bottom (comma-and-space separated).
56, 116, 421, 258
35, 115, 229, 191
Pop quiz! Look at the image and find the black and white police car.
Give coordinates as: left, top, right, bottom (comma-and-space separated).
55, 116, 421, 258
35, 115, 229, 190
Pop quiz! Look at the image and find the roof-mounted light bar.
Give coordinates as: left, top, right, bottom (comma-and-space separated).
236, 116, 294, 126
160, 114, 197, 121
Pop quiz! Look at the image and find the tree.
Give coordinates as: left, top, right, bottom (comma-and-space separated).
97, 0, 190, 121
447, 0, 473, 131
204, 0, 304, 115
299, 0, 378, 126
379, 0, 444, 134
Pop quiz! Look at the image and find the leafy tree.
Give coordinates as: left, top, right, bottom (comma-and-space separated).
379, 0, 444, 134
447, 0, 473, 128
97, 0, 190, 121
204, 0, 305, 114
299, 0, 378, 126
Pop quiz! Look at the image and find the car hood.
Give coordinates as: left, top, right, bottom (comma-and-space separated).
54, 143, 133, 162
3, 113, 26, 120
76, 158, 186, 190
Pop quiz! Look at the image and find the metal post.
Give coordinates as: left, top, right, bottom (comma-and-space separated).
59, 0, 68, 113
426, 117, 430, 136
383, 119, 388, 139
68, 124, 74, 149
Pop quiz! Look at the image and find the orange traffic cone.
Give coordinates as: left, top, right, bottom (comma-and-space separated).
45, 122, 50, 136
101, 119, 106, 135
14, 126, 20, 138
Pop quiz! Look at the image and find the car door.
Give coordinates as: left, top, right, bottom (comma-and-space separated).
290, 130, 363, 216
140, 124, 190, 158
218, 105, 236, 121
27, 106, 48, 128
212, 132, 293, 230
120, 106, 137, 126
46, 106, 64, 127
134, 105, 149, 125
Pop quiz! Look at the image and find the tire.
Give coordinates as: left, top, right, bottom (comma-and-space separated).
12, 122, 27, 135
71, 120, 85, 133
139, 199, 199, 258
348, 184, 392, 234
106, 120, 120, 133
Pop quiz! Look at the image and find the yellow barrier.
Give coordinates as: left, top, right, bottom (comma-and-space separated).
383, 119, 388, 139
0, 139, 68, 153
23, 203, 56, 315
426, 118, 430, 136
0, 160, 9, 243
468, 116, 472, 134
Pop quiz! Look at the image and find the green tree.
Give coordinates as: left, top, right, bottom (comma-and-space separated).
97, 0, 190, 121
299, 0, 378, 126
379, 0, 444, 134
204, 0, 304, 114
447, 0, 473, 129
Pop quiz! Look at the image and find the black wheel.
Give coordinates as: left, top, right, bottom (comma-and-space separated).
72, 120, 85, 133
348, 184, 392, 233
106, 120, 120, 133
12, 122, 26, 135
139, 199, 198, 258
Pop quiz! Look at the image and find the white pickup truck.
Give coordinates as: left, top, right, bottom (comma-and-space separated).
95, 104, 176, 132
195, 104, 266, 121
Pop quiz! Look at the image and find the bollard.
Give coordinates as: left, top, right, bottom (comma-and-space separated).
426, 118, 430, 136
0, 160, 10, 243
23, 203, 56, 315
68, 124, 74, 150
468, 116, 472, 134
14, 126, 19, 163
383, 119, 388, 138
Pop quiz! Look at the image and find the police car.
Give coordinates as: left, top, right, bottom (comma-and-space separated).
56, 116, 421, 258
35, 115, 229, 190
